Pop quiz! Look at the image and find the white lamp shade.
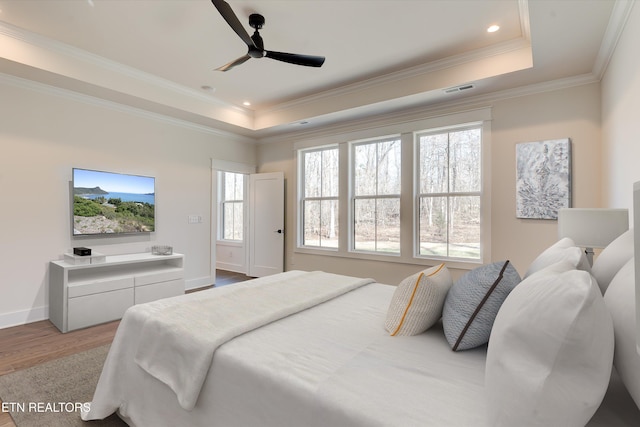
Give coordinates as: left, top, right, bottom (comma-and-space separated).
558, 208, 629, 248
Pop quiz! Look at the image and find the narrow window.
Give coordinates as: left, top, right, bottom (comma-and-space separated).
352, 137, 401, 254
220, 171, 244, 241
300, 147, 339, 248
416, 127, 481, 260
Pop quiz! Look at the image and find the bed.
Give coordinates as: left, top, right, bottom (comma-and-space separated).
82, 235, 640, 426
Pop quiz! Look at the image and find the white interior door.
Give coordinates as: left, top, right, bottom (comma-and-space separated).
249, 172, 284, 277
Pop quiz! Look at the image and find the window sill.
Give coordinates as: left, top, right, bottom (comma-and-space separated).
216, 240, 243, 247
294, 246, 483, 271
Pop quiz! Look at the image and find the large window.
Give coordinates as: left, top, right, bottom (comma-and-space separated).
352, 137, 401, 253
300, 146, 339, 248
220, 171, 244, 241
416, 126, 481, 260
296, 112, 488, 266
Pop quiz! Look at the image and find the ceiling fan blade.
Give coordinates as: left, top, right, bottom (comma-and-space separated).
216, 54, 251, 72
265, 51, 325, 68
211, 0, 256, 49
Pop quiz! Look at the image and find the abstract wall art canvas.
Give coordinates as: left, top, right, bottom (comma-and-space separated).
515, 138, 571, 219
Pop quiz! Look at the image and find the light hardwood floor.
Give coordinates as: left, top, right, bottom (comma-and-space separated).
0, 269, 253, 427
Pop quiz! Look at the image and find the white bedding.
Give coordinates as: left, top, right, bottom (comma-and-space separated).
133, 270, 373, 410
83, 273, 640, 427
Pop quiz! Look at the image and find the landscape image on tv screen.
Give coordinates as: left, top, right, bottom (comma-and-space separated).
72, 168, 155, 235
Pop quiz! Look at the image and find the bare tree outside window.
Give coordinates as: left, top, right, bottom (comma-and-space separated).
353, 138, 401, 253
417, 127, 481, 259
296, 118, 486, 263
220, 171, 244, 241
301, 147, 339, 248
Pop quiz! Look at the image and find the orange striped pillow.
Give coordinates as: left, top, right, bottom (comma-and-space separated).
385, 264, 452, 336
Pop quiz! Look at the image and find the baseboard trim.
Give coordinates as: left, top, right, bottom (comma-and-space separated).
215, 262, 246, 274
0, 305, 48, 329
185, 276, 213, 291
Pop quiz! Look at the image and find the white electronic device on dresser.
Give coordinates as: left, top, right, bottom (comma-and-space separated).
49, 252, 184, 333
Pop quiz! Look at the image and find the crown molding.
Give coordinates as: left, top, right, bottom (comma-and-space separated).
592, 0, 635, 80
259, 38, 532, 118
257, 73, 598, 145
0, 71, 256, 144
0, 20, 247, 112
260, 1, 532, 118
518, 0, 532, 42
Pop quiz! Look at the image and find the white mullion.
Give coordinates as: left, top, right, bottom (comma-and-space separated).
446, 132, 451, 258
319, 152, 324, 247
352, 194, 399, 200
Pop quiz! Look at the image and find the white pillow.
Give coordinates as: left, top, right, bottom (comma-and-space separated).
524, 237, 591, 278
603, 258, 640, 409
592, 228, 633, 294
385, 264, 452, 336
486, 264, 614, 426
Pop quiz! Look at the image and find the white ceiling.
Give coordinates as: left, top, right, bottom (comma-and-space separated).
0, 0, 623, 139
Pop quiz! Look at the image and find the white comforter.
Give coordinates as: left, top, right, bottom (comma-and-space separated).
133, 270, 373, 410
83, 272, 637, 427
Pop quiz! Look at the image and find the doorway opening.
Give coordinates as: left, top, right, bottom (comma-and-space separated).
211, 160, 284, 285
216, 171, 249, 274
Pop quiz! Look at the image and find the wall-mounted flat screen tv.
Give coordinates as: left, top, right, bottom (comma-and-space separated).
72, 168, 155, 236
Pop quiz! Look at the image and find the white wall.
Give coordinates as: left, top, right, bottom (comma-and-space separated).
602, 3, 640, 210
0, 75, 256, 328
216, 241, 246, 273
258, 83, 602, 284
491, 84, 602, 271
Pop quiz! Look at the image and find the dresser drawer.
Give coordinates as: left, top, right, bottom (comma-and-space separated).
135, 279, 184, 304
134, 268, 183, 287
68, 276, 133, 298
68, 288, 133, 331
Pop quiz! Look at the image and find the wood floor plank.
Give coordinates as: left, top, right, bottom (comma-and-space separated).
0, 320, 119, 376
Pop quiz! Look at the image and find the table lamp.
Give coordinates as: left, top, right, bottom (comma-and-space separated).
557, 208, 629, 265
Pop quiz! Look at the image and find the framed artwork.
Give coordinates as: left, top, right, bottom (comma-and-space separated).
515, 138, 571, 219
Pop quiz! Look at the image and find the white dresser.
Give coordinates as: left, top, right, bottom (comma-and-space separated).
49, 252, 184, 332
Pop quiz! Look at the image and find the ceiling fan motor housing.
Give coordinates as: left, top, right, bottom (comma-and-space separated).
249, 31, 265, 57
249, 13, 265, 29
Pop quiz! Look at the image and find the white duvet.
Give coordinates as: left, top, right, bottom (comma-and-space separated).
83, 272, 637, 427
133, 270, 373, 410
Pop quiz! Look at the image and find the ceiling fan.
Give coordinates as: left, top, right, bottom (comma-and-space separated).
211, 0, 326, 72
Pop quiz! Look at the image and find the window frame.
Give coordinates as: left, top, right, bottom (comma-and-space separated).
297, 144, 340, 250
219, 171, 245, 242
349, 135, 402, 256
414, 124, 483, 262
294, 108, 491, 270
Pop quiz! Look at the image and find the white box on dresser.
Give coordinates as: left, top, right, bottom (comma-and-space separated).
49, 252, 185, 332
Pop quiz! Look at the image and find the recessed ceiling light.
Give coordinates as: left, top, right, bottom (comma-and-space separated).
487, 25, 500, 33
243, 101, 251, 106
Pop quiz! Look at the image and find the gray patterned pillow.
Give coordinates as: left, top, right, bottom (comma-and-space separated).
443, 260, 521, 351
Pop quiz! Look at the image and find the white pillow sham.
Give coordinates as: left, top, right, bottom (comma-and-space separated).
603, 258, 640, 409
486, 262, 614, 426
524, 237, 590, 278
592, 228, 633, 294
